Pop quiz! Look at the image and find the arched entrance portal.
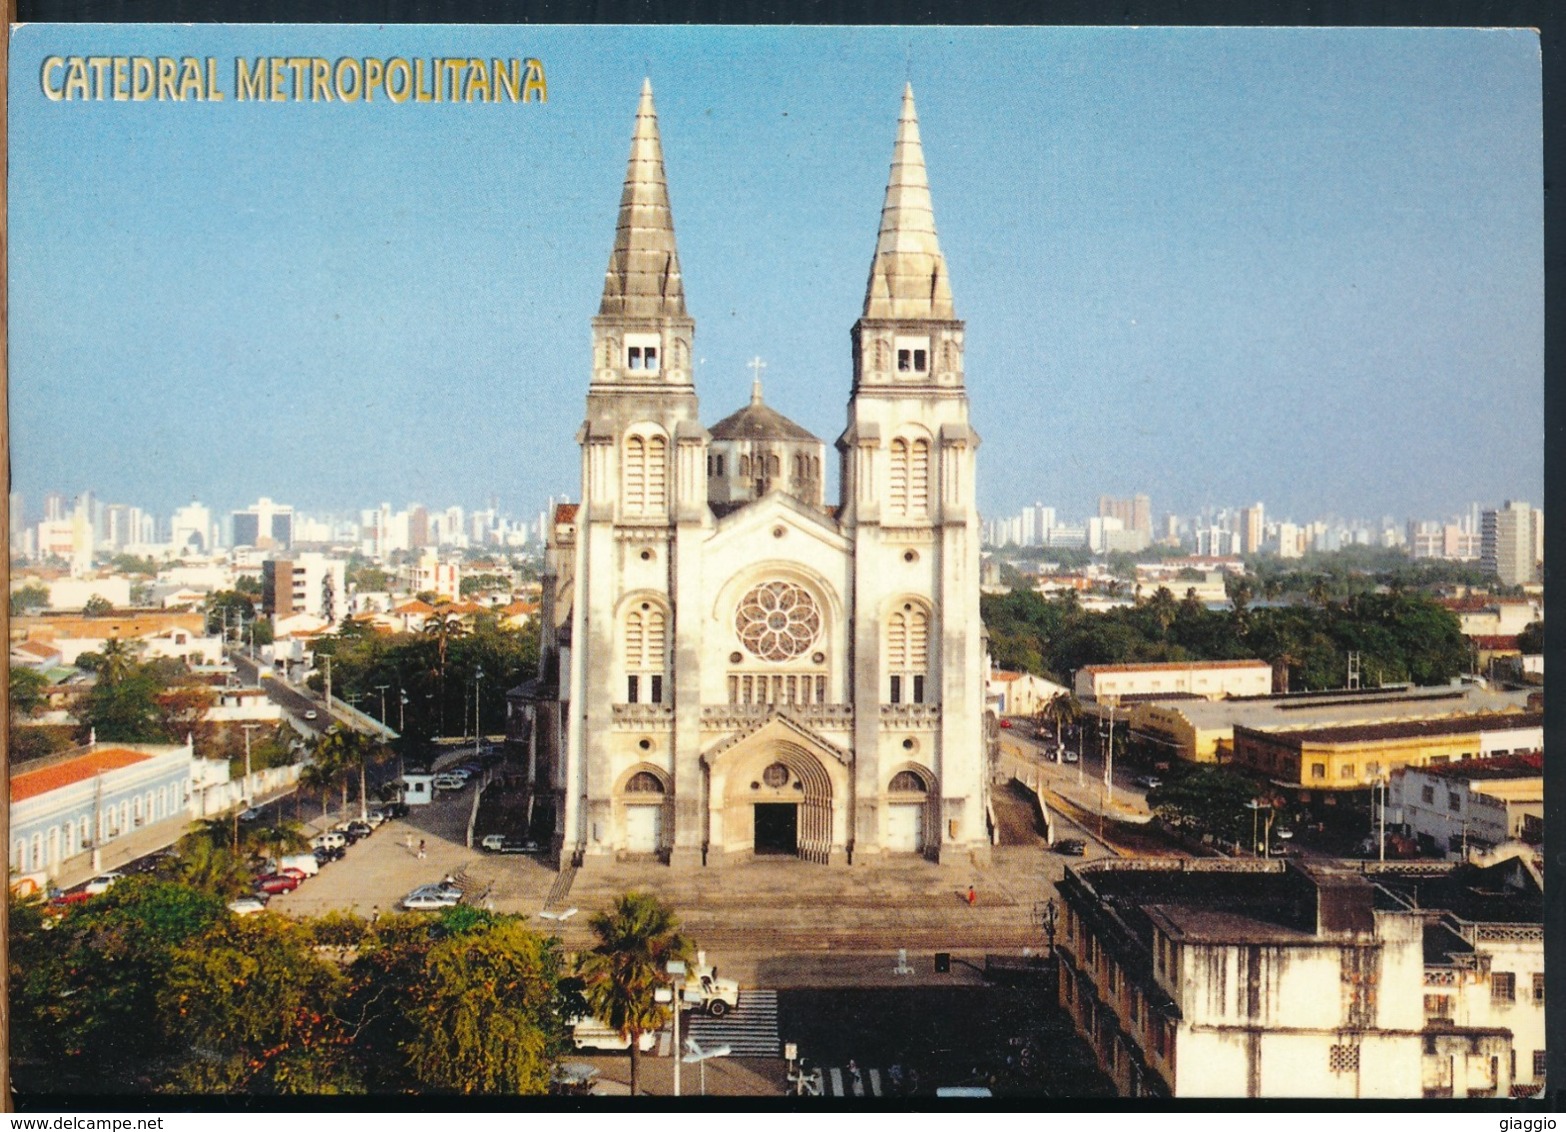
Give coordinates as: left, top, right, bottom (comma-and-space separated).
705, 719, 845, 864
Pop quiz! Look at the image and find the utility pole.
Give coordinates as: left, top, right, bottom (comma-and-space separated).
241, 722, 261, 796
1103, 703, 1117, 814
473, 665, 484, 756
375, 684, 390, 729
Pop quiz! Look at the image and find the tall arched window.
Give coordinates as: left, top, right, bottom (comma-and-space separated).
623, 433, 669, 515
888, 439, 908, 513
888, 437, 931, 518
909, 439, 931, 516
624, 602, 669, 704
886, 603, 931, 704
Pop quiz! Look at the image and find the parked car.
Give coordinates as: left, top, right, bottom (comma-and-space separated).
276, 866, 311, 881
432, 774, 466, 791
304, 709, 318, 720
1052, 839, 1087, 856
84, 872, 125, 896
362, 811, 388, 829
255, 873, 303, 895
346, 820, 373, 839
413, 881, 464, 901
1061, 750, 1080, 764
998, 719, 1013, 729
402, 886, 462, 911
239, 806, 265, 822
313, 846, 345, 865
1133, 775, 1163, 791
228, 895, 268, 916
482, 834, 541, 854
379, 802, 411, 819
311, 831, 347, 851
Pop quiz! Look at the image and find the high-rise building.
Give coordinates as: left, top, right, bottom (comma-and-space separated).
171, 501, 213, 554
1238, 502, 1265, 555
1099, 494, 1152, 539
261, 553, 346, 623
1481, 501, 1540, 586
231, 497, 294, 550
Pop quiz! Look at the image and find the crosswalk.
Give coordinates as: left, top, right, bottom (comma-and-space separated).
790, 1063, 913, 1097
657, 989, 780, 1057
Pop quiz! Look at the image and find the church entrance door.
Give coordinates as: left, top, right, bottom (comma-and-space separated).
624, 804, 663, 854
753, 803, 799, 855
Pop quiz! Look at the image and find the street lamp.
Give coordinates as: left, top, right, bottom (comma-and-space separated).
682, 1038, 731, 1097
653, 959, 688, 1097
240, 722, 261, 792
473, 665, 484, 757
375, 684, 389, 727
1245, 799, 1270, 857
1103, 703, 1117, 814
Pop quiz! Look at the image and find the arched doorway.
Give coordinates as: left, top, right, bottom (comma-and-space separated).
885, 765, 937, 856
707, 721, 844, 864
616, 766, 672, 857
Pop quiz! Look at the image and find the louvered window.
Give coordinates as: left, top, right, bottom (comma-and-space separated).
909, 439, 930, 515
624, 604, 668, 703
889, 439, 909, 513
887, 604, 930, 703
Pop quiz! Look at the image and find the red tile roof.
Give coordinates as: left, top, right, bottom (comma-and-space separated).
393, 599, 435, 614
554, 503, 579, 523
1472, 636, 1521, 650
1414, 752, 1543, 781
990, 670, 1023, 682
11, 747, 153, 803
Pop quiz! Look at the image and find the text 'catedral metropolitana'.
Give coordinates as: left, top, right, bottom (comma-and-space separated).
41, 56, 548, 103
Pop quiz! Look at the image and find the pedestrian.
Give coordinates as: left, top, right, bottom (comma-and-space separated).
966, 884, 977, 906
370, 905, 380, 924
418, 838, 427, 859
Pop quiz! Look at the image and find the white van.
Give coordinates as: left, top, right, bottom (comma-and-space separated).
570, 1017, 658, 1052
277, 853, 321, 877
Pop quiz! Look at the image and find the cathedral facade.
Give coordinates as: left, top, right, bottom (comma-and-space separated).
513, 81, 989, 868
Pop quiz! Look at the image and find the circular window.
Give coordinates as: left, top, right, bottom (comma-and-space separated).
735, 581, 820, 662
773, 526, 786, 539
811, 651, 826, 665
762, 762, 790, 788
903, 550, 918, 564
902, 737, 917, 751
638, 738, 653, 751
729, 651, 743, 664
641, 549, 654, 562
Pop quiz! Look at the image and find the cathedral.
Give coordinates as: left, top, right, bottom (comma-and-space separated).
512, 81, 989, 868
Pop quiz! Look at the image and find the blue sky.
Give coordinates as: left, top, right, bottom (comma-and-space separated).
8, 25, 1543, 527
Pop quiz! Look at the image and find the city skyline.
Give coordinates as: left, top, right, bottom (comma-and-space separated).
9, 26, 1543, 523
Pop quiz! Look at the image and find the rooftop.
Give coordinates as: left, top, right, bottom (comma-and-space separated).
1135, 685, 1534, 735
1236, 710, 1542, 748
1408, 752, 1543, 781
1082, 659, 1270, 676
12, 746, 154, 803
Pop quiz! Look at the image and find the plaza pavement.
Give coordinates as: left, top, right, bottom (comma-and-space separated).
270, 773, 1081, 985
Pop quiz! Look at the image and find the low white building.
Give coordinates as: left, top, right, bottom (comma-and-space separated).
1074, 659, 1273, 704
1390, 754, 1543, 858
986, 668, 1068, 718
46, 576, 133, 611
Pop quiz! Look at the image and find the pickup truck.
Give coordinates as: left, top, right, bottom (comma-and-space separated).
569, 1017, 659, 1052
681, 954, 741, 1017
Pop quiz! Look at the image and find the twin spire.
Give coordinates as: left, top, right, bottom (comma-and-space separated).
600, 80, 952, 323
599, 78, 688, 319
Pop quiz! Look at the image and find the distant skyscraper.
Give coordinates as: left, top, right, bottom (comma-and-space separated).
1481, 501, 1540, 586
1238, 502, 1265, 555
231, 497, 294, 550
171, 500, 212, 554
1098, 494, 1152, 539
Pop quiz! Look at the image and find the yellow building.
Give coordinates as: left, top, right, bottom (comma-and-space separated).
1232, 711, 1543, 800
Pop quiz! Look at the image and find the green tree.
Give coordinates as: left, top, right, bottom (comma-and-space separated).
578, 892, 693, 1096
1518, 620, 1544, 655
1037, 691, 1082, 750
82, 594, 115, 616
1146, 767, 1257, 843
157, 914, 354, 1093
402, 919, 567, 1094
10, 581, 51, 614
10, 879, 227, 1090
9, 667, 50, 720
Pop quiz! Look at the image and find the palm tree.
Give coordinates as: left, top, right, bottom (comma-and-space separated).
578, 892, 694, 1096
423, 610, 467, 734
298, 757, 338, 821
314, 727, 387, 821
246, 820, 311, 868
1039, 691, 1083, 751
164, 822, 252, 896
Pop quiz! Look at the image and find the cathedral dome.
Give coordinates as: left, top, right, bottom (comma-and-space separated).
708, 385, 820, 443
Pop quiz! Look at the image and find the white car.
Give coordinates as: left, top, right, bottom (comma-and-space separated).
227, 895, 268, 916
311, 831, 347, 850
402, 888, 462, 911
432, 774, 466, 791
362, 811, 388, 829
84, 872, 125, 896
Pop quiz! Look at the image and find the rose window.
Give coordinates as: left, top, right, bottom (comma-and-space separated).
735, 581, 820, 661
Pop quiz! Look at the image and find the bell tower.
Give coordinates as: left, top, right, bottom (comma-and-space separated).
839, 86, 987, 864
566, 80, 710, 868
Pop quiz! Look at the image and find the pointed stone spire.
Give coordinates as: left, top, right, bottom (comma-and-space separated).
600, 79, 688, 319
863, 85, 955, 320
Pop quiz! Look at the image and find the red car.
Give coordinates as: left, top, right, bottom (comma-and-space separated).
277, 867, 310, 881
255, 873, 303, 895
